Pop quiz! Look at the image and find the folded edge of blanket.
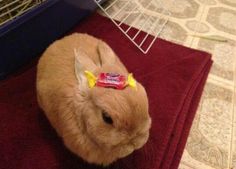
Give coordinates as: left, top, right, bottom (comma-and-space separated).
162, 56, 213, 169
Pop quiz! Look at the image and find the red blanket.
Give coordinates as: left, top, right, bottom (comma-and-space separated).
0, 13, 212, 169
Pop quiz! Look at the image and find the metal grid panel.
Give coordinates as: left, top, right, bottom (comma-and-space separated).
0, 0, 47, 27
94, 0, 171, 54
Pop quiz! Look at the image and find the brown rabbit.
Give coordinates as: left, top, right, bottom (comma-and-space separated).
36, 33, 151, 165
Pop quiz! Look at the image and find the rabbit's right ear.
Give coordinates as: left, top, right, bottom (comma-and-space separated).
97, 41, 117, 66
74, 48, 96, 90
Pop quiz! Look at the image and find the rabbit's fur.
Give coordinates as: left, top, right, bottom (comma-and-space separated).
36, 33, 151, 165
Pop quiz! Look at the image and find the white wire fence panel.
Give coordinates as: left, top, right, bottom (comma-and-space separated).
0, 0, 47, 27
94, 0, 171, 54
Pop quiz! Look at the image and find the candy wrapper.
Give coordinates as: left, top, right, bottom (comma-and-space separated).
84, 71, 136, 90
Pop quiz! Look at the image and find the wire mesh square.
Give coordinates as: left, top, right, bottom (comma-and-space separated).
94, 0, 171, 54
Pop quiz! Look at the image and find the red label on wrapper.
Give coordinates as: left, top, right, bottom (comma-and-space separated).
96, 73, 127, 89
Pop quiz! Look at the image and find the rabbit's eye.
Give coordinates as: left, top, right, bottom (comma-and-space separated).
102, 111, 113, 125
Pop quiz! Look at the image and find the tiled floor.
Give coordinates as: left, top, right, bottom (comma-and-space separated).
97, 0, 236, 168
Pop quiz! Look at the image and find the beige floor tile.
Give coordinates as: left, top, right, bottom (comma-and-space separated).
182, 81, 233, 169
180, 149, 223, 169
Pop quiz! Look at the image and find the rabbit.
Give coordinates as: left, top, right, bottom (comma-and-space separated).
36, 33, 151, 165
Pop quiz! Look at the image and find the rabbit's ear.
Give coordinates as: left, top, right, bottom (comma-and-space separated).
97, 41, 117, 66
74, 48, 96, 89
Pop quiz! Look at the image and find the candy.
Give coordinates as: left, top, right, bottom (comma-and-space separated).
97, 73, 127, 89
84, 71, 136, 90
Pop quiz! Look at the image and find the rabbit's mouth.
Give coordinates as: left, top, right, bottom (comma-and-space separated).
86, 131, 104, 149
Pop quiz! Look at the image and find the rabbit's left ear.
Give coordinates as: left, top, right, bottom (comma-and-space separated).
97, 41, 117, 66
74, 48, 96, 90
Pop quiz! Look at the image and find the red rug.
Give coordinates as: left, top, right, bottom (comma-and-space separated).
0, 13, 212, 169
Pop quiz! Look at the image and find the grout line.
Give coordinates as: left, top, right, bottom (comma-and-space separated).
189, 4, 206, 48
216, 2, 236, 11
207, 74, 234, 91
